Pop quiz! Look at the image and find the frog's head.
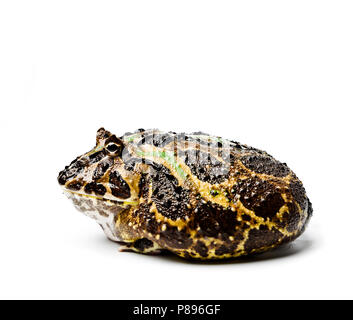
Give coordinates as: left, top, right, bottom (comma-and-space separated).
58, 128, 137, 206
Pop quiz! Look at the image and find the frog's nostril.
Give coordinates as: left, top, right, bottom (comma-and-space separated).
58, 158, 86, 186
58, 171, 67, 185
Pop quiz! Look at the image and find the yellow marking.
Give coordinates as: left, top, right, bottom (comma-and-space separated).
128, 145, 296, 214
85, 145, 104, 157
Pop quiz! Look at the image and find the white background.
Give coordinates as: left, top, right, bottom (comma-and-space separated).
0, 1, 352, 300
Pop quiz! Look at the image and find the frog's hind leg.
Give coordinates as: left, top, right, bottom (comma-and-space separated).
119, 238, 165, 255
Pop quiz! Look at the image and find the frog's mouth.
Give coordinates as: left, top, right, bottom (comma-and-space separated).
61, 187, 138, 207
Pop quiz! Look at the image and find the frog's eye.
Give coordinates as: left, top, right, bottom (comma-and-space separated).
104, 134, 125, 156
106, 142, 121, 155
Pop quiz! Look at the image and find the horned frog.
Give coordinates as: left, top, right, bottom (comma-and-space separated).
58, 128, 312, 260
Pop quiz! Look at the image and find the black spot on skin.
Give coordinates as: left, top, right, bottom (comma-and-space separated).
138, 133, 176, 148
57, 173, 67, 185
58, 170, 70, 185
242, 214, 252, 221
244, 226, 283, 252
191, 202, 241, 239
89, 151, 106, 164
240, 155, 290, 177
134, 238, 153, 251
83, 183, 92, 195
231, 177, 285, 219
93, 158, 113, 180
94, 184, 106, 196
183, 150, 230, 184
160, 225, 193, 249
67, 181, 83, 191
58, 158, 86, 185
84, 182, 106, 196
150, 163, 191, 220
215, 245, 232, 256
256, 192, 284, 219
194, 241, 208, 258
109, 171, 131, 199
214, 231, 244, 256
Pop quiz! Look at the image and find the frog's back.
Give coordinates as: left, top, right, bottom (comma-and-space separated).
118, 129, 312, 259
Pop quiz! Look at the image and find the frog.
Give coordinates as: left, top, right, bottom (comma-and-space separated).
58, 128, 312, 260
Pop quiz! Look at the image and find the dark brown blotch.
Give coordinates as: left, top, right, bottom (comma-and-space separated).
160, 225, 193, 249
67, 181, 83, 191
89, 151, 106, 164
134, 238, 153, 251
191, 201, 241, 239
231, 177, 285, 219
93, 158, 113, 180
214, 231, 244, 256
194, 241, 208, 258
242, 214, 252, 221
240, 155, 290, 178
183, 150, 230, 184
138, 133, 176, 148
150, 163, 192, 220
137, 203, 159, 234
109, 171, 131, 199
215, 245, 233, 256
244, 225, 283, 252
84, 182, 106, 196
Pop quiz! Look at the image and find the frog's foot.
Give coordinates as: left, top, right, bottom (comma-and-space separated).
119, 238, 164, 255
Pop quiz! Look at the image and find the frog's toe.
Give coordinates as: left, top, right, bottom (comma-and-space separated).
119, 238, 164, 255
